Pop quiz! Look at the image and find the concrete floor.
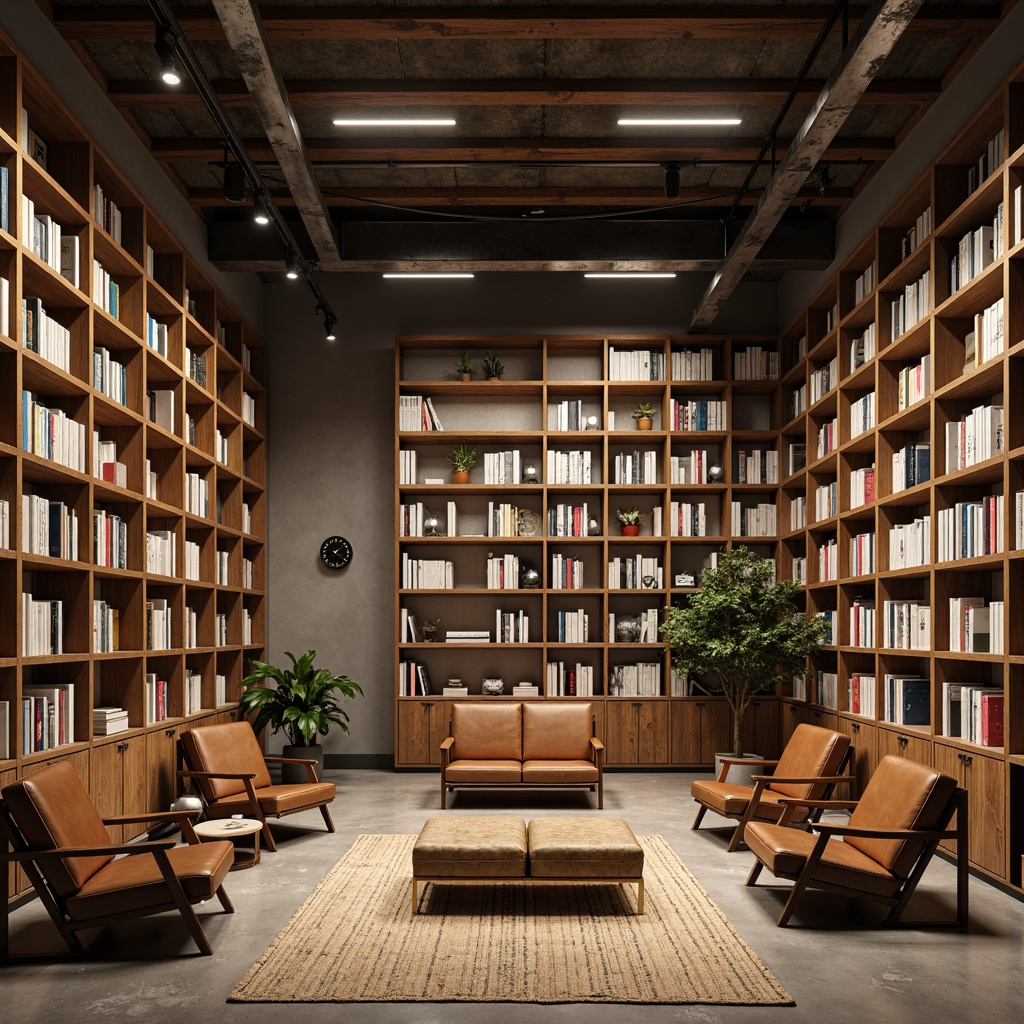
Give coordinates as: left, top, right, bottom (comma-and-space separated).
4, 770, 1022, 1023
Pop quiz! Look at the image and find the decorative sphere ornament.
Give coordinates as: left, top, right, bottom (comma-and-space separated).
707, 464, 725, 483
521, 567, 541, 588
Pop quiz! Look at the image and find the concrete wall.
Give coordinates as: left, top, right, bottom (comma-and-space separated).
0, 3, 264, 330
264, 273, 777, 763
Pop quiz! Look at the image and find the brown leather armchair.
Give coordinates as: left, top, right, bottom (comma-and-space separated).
440, 702, 604, 809
744, 755, 968, 927
178, 721, 336, 852
690, 723, 853, 851
1, 761, 234, 958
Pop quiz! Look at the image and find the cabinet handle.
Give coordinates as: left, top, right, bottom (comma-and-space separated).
633, 702, 642, 710
897, 735, 908, 746
421, 702, 432, 708
851, 722, 861, 733
958, 753, 973, 766
694, 702, 704, 708
165, 728, 176, 738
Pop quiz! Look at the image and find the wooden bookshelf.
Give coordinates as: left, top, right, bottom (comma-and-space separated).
393, 335, 785, 769
778, 52, 1024, 894
0, 29, 267, 901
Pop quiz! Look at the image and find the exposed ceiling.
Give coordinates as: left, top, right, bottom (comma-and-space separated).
41, 0, 1011, 308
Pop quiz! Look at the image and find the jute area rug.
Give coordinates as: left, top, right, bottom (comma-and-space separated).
230, 833, 793, 1005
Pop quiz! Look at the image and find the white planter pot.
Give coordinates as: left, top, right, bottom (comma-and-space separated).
714, 752, 762, 788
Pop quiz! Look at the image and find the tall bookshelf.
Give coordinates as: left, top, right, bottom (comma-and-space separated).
0, 30, 267, 896
394, 335, 784, 770
778, 53, 1024, 895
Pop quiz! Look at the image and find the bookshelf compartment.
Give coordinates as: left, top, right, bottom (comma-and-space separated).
20, 658, 89, 757
185, 585, 215, 650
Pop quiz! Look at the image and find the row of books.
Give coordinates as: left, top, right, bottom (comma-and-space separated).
817, 610, 837, 645
548, 449, 593, 485
949, 213, 1002, 295
184, 539, 200, 581
92, 182, 123, 244
884, 675, 930, 726
242, 393, 258, 428
146, 528, 176, 576
937, 496, 1004, 561
547, 661, 595, 696
889, 515, 931, 570
811, 481, 836, 524
944, 403, 1003, 472
184, 604, 199, 648
608, 663, 661, 697
896, 353, 931, 411
0, 498, 9, 549
445, 630, 490, 644
22, 592, 63, 656
890, 269, 931, 339
148, 388, 175, 432
554, 608, 589, 643
613, 450, 658, 485
818, 538, 838, 582
809, 355, 839, 403
607, 554, 662, 590
792, 556, 806, 584
22, 493, 79, 559
735, 448, 779, 484
93, 345, 128, 406
817, 671, 838, 710
670, 449, 715, 485
668, 399, 727, 432
495, 609, 530, 643
853, 262, 876, 305
399, 661, 434, 695
883, 600, 931, 651
892, 442, 930, 492
608, 346, 665, 381
23, 295, 72, 372
22, 684, 75, 752
850, 322, 876, 371
789, 383, 807, 419
790, 495, 807, 529
146, 598, 173, 651
214, 428, 230, 465
145, 314, 169, 359
849, 673, 876, 717
92, 260, 120, 319
552, 399, 591, 431
849, 391, 875, 438
487, 553, 522, 590
730, 501, 777, 538
942, 683, 1003, 746
398, 448, 418, 485
22, 391, 87, 471
948, 597, 1004, 654
611, 608, 660, 644
93, 598, 120, 653
966, 128, 1004, 195
671, 347, 715, 381
484, 450, 525, 485
815, 416, 838, 458
848, 465, 875, 509
185, 345, 209, 388
93, 508, 128, 569
146, 673, 171, 723
668, 501, 709, 537
547, 502, 590, 537
732, 346, 779, 381
849, 598, 875, 648
963, 296, 1004, 371
849, 530, 875, 576
401, 553, 454, 589
900, 207, 932, 261
550, 553, 584, 589
186, 471, 209, 517
399, 394, 443, 431
215, 548, 230, 585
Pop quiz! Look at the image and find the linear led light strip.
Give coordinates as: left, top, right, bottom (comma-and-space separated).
383, 273, 475, 279
585, 273, 677, 279
618, 118, 741, 126
334, 119, 456, 126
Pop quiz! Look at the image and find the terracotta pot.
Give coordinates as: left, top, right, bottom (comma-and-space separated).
487, 376, 501, 382
621, 523, 640, 536
453, 469, 471, 484
636, 416, 653, 430
459, 372, 472, 382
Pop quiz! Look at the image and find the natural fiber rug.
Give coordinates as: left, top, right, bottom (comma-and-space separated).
229, 833, 793, 1005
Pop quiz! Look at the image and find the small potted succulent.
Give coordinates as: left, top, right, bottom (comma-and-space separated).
632, 401, 656, 430
448, 441, 477, 483
617, 506, 642, 536
456, 352, 473, 381
481, 353, 505, 381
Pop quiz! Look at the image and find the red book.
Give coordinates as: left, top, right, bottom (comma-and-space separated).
851, 674, 861, 714
864, 469, 875, 503
981, 694, 1004, 746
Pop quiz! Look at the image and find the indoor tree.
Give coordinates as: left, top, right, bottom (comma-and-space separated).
660, 546, 825, 756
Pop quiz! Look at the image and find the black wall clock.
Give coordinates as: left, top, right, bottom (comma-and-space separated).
320, 535, 353, 570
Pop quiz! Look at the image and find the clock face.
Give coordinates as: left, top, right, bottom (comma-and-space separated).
320, 535, 353, 570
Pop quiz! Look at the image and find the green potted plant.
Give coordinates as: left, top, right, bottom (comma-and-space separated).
632, 401, 656, 430
617, 506, 642, 536
240, 649, 363, 782
481, 353, 505, 380
660, 546, 825, 774
456, 352, 473, 381
448, 441, 477, 483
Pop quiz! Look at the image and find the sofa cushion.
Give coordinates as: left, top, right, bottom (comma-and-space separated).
690, 779, 787, 819
522, 702, 593, 761
528, 817, 643, 878
450, 702, 523, 761
522, 760, 599, 784
413, 816, 527, 877
445, 759, 522, 783
203, 781, 336, 817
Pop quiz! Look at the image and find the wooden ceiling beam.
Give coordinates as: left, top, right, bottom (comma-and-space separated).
108, 77, 941, 108
151, 135, 893, 163
53, 4, 1000, 41
187, 185, 854, 208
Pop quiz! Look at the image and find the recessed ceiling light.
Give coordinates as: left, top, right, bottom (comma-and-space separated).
334, 118, 456, 127
383, 273, 475, 279
617, 118, 741, 126
584, 273, 677, 279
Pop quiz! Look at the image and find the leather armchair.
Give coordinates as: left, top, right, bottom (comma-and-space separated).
690, 723, 853, 851
1, 761, 234, 958
744, 755, 968, 927
178, 721, 336, 852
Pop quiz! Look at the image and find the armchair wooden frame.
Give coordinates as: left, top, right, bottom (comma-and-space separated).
178, 756, 335, 854
693, 744, 856, 852
0, 806, 234, 960
745, 789, 969, 928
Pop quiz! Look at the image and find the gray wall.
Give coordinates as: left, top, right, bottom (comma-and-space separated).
264, 273, 777, 762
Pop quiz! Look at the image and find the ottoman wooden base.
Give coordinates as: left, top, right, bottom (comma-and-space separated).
412, 815, 644, 914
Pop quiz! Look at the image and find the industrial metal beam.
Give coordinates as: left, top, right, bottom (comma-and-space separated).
689, 0, 926, 330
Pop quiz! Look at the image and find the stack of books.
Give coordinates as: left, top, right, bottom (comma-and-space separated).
445, 629, 490, 644
93, 706, 129, 735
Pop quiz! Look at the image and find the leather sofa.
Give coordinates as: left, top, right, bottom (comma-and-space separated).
440, 702, 604, 809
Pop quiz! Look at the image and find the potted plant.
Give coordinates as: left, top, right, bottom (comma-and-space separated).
240, 649, 363, 783
481, 353, 505, 380
660, 546, 825, 777
456, 352, 473, 381
617, 506, 642, 536
448, 441, 477, 483
632, 401, 656, 430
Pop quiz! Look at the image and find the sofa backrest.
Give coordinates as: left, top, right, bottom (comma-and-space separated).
180, 721, 273, 801
769, 723, 851, 801
846, 755, 958, 878
522, 702, 593, 760
1, 761, 114, 899
451, 702, 523, 760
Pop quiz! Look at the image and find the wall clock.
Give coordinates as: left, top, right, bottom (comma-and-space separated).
320, 535, 353, 570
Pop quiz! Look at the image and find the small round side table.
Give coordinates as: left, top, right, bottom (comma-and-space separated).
193, 817, 264, 869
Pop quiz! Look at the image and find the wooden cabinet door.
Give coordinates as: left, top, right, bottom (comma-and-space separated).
397, 701, 448, 766
637, 701, 670, 765
743, 699, 781, 759
605, 701, 640, 765
91, 741, 126, 842
779, 701, 803, 748
147, 726, 179, 817
838, 718, 878, 798
121, 736, 148, 841
1, 768, 19, 900
671, 700, 731, 766
700, 700, 733, 763
934, 744, 1006, 878
878, 727, 933, 766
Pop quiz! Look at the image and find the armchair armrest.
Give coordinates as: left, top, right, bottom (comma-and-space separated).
589, 737, 605, 750
751, 774, 854, 785
440, 737, 454, 749
811, 822, 959, 842
590, 735, 605, 767
0, 839, 176, 863
102, 811, 199, 826
178, 769, 258, 781
776, 797, 858, 810
264, 756, 317, 766
717, 758, 779, 782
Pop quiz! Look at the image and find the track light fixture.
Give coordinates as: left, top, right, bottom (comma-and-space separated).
154, 28, 181, 86
664, 163, 681, 200
316, 303, 337, 341
253, 194, 271, 225
285, 250, 300, 280
223, 163, 247, 204
817, 163, 833, 195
